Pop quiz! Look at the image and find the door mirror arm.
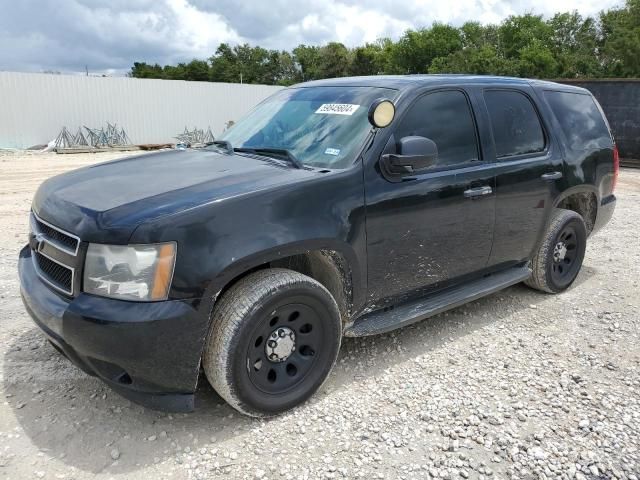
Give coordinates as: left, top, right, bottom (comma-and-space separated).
381, 153, 435, 175
380, 136, 438, 178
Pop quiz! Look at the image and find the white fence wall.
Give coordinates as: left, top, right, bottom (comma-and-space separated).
0, 72, 283, 149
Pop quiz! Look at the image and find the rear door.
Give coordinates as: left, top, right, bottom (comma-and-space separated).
481, 87, 565, 268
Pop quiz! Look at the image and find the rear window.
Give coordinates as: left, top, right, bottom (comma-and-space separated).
544, 91, 611, 150
484, 90, 546, 158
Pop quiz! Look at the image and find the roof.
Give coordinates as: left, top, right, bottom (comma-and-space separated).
293, 74, 589, 94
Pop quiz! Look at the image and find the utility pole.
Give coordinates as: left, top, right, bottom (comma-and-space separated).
85, 65, 88, 76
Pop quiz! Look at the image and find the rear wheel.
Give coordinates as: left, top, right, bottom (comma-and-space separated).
203, 268, 342, 417
525, 209, 587, 293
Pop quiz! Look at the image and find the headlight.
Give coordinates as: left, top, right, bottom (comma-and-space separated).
83, 242, 176, 301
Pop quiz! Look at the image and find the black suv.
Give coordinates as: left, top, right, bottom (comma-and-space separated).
19, 75, 617, 416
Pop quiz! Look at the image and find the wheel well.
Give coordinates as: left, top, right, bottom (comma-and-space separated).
557, 192, 597, 235
271, 250, 353, 321
215, 250, 353, 323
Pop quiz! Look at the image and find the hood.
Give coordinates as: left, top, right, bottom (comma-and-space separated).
33, 149, 316, 243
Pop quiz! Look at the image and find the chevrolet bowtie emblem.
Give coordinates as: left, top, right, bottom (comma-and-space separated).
34, 232, 46, 252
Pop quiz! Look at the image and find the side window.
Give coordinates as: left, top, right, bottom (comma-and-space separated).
544, 91, 611, 150
395, 90, 479, 167
484, 90, 545, 158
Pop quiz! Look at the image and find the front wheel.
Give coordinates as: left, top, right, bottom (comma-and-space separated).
203, 268, 342, 417
525, 209, 587, 293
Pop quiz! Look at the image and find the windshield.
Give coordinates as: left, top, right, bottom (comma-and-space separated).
219, 86, 397, 169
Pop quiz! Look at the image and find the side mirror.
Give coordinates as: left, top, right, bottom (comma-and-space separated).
381, 136, 438, 176
368, 99, 396, 128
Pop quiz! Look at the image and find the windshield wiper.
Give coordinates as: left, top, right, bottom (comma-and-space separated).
234, 147, 303, 169
204, 140, 234, 154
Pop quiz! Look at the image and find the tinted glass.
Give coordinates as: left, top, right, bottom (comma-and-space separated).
484, 90, 545, 158
220, 86, 396, 169
544, 91, 611, 150
395, 90, 478, 167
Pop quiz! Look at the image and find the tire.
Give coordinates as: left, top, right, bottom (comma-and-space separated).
203, 268, 342, 417
525, 208, 587, 293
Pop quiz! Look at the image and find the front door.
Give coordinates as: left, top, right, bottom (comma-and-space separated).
364, 88, 495, 308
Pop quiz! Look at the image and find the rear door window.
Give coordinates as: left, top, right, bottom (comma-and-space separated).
484, 90, 546, 158
544, 91, 611, 150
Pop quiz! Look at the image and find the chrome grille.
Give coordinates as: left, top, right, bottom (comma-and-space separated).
29, 212, 79, 296
33, 251, 74, 294
30, 213, 80, 255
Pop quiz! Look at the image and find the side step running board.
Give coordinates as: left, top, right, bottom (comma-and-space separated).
344, 266, 531, 337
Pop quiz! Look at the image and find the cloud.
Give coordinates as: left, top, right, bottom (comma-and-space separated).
0, 0, 237, 73
0, 0, 624, 74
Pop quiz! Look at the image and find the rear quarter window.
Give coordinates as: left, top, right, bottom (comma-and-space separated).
544, 91, 612, 151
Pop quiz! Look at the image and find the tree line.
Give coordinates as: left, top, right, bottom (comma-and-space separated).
130, 0, 640, 84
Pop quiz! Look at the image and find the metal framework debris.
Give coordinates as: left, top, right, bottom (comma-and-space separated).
174, 126, 214, 146
73, 127, 88, 146
53, 123, 133, 150
53, 127, 77, 149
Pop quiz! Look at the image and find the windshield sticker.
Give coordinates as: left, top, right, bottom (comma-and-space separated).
324, 148, 341, 156
315, 104, 360, 115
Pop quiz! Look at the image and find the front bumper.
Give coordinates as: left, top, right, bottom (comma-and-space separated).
18, 246, 209, 412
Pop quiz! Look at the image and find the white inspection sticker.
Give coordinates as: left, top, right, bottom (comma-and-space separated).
315, 103, 360, 115
324, 147, 341, 156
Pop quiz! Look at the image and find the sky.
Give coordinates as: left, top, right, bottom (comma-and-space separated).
0, 0, 624, 76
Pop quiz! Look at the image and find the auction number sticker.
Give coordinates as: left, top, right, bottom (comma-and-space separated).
315, 103, 360, 115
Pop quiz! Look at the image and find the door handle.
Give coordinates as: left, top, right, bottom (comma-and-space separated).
541, 171, 563, 181
463, 186, 493, 198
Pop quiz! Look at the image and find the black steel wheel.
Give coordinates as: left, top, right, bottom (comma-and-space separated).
203, 269, 341, 417
525, 209, 587, 293
549, 224, 580, 284
247, 302, 326, 395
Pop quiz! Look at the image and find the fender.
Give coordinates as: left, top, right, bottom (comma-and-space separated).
203, 238, 365, 316
553, 184, 600, 208
128, 165, 369, 308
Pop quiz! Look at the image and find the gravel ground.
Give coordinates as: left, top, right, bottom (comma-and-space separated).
0, 151, 638, 480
